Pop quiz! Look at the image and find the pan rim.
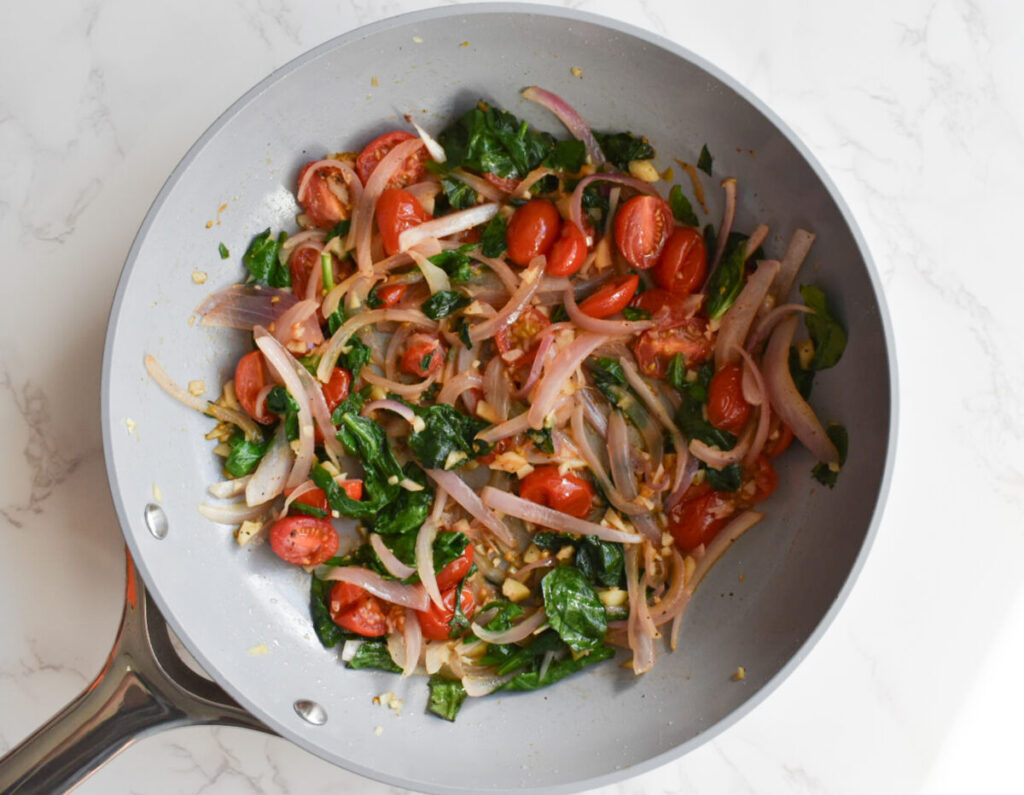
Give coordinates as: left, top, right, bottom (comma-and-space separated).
100, 3, 899, 792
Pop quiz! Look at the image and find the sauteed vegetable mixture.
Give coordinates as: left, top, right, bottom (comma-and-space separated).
147, 88, 848, 721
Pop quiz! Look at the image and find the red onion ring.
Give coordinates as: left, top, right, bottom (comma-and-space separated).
426, 469, 514, 547
401, 607, 423, 678
688, 511, 764, 590
510, 557, 555, 583
317, 308, 435, 382
271, 299, 322, 353
370, 533, 417, 579
770, 228, 816, 306
713, 259, 780, 370
570, 406, 645, 516
450, 168, 505, 201
437, 371, 483, 409
195, 284, 297, 330
245, 423, 292, 507
362, 399, 419, 427
481, 487, 640, 545
522, 86, 605, 166
361, 368, 438, 398
471, 607, 548, 644
398, 203, 500, 252
745, 303, 813, 355
416, 519, 444, 609
563, 287, 654, 335
354, 137, 425, 273
198, 501, 270, 524
322, 566, 429, 610
528, 332, 611, 429
708, 178, 738, 274
468, 257, 544, 342
482, 356, 510, 421
735, 347, 772, 466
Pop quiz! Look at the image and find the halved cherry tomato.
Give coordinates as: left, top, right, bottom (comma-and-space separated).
545, 222, 588, 277
633, 316, 711, 378
377, 188, 432, 256
289, 487, 329, 516
321, 367, 352, 412
372, 283, 408, 308
667, 488, 737, 553
401, 333, 444, 378
288, 246, 320, 301
329, 582, 389, 637
355, 131, 428, 188
578, 274, 640, 319
234, 350, 274, 424
519, 466, 595, 519
297, 162, 348, 228
707, 363, 752, 434
763, 418, 794, 459
743, 454, 778, 504
436, 545, 475, 592
630, 288, 695, 328
417, 584, 476, 641
495, 307, 550, 357
268, 516, 339, 566
614, 195, 674, 270
653, 226, 707, 295
483, 172, 520, 193
506, 199, 561, 267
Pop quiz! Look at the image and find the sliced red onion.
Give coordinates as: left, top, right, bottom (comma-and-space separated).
254, 327, 315, 489
472, 607, 548, 646
429, 486, 448, 524
578, 388, 609, 437
619, 359, 689, 492
406, 117, 447, 162
708, 178, 738, 274
362, 399, 420, 428
735, 346, 772, 466
322, 566, 429, 610
271, 299, 322, 354
195, 284, 298, 330
514, 332, 555, 399
245, 423, 292, 506
208, 475, 251, 499
746, 303, 814, 355
354, 137, 425, 273
481, 487, 640, 545
689, 422, 754, 470
528, 332, 611, 429
320, 271, 371, 320
770, 228, 816, 305
426, 469, 514, 548
522, 86, 605, 166
369, 533, 417, 580
198, 500, 269, 524
398, 202, 499, 252
401, 607, 423, 678
763, 316, 839, 464
689, 511, 764, 589
317, 308, 435, 381
437, 371, 483, 409
416, 519, 444, 609
361, 368, 438, 398
512, 166, 555, 200
569, 174, 661, 242
465, 247, 520, 294
511, 557, 555, 583
405, 180, 443, 216
462, 672, 517, 698
713, 259, 780, 370
278, 229, 326, 264
144, 355, 261, 439
563, 287, 653, 335
625, 545, 656, 674
468, 257, 544, 342
476, 410, 530, 445
647, 548, 689, 626
607, 413, 661, 543
408, 249, 451, 294
571, 406, 645, 516
483, 355, 510, 421
450, 167, 504, 201
665, 454, 700, 512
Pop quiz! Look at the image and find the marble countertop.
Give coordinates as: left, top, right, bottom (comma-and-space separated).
2, 0, 1022, 792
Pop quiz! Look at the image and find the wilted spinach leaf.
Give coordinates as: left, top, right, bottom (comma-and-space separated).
480, 214, 508, 258
594, 131, 655, 170
800, 285, 847, 370
668, 184, 699, 226
697, 144, 713, 176
437, 103, 556, 180
408, 404, 491, 469
243, 228, 289, 287
705, 233, 749, 319
429, 244, 478, 282
338, 335, 371, 379
370, 463, 434, 537
324, 219, 351, 244
575, 536, 625, 588
544, 139, 587, 172
428, 676, 468, 721
705, 462, 743, 492
224, 431, 268, 477
501, 644, 615, 691
310, 576, 345, 648
812, 424, 849, 488
347, 640, 402, 673
422, 290, 470, 320
266, 386, 300, 441
541, 566, 608, 652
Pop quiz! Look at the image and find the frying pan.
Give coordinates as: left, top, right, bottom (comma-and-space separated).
0, 4, 896, 793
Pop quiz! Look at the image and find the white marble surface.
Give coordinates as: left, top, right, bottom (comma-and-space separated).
1, 0, 1022, 792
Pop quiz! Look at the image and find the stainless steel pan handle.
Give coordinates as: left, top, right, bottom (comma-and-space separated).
0, 550, 272, 793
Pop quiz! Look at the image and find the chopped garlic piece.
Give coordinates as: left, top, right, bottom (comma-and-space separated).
523, 544, 543, 564
475, 400, 501, 424
374, 725, 384, 736
732, 666, 746, 681
598, 588, 628, 607
488, 451, 531, 474
152, 483, 163, 503
188, 380, 206, 396
248, 643, 269, 656
191, 269, 207, 284
444, 450, 468, 470
125, 418, 137, 434
556, 545, 575, 561
502, 578, 531, 603
570, 66, 583, 78
628, 159, 661, 182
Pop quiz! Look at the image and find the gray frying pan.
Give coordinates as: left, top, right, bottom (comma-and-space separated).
0, 4, 896, 793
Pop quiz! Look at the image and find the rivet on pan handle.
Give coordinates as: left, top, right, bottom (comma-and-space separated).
0, 548, 273, 793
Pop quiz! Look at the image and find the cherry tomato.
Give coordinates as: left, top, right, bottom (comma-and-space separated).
268, 516, 339, 566
289, 487, 329, 516
372, 283, 408, 308
630, 287, 695, 328
578, 274, 640, 319
763, 418, 794, 459
545, 222, 588, 277
435, 545, 475, 592
506, 199, 561, 267
743, 454, 778, 504
234, 350, 274, 424
355, 131, 428, 188
377, 188, 432, 256
288, 246, 320, 300
495, 307, 551, 357
667, 488, 737, 553
329, 582, 389, 637
297, 162, 348, 228
321, 367, 352, 412
417, 584, 476, 641
653, 226, 707, 295
519, 466, 595, 519
707, 364, 752, 434
633, 316, 711, 378
401, 333, 444, 378
613, 195, 674, 270
483, 172, 520, 193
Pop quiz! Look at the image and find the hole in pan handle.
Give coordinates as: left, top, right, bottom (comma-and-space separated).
0, 548, 274, 793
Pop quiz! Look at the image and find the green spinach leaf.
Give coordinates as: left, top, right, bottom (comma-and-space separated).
594, 131, 655, 170
501, 644, 615, 691
697, 144, 713, 176
788, 347, 815, 399
218, 242, 230, 259
266, 385, 300, 441
224, 431, 268, 477
242, 228, 289, 287
480, 213, 508, 258
370, 463, 434, 537
347, 640, 402, 673
575, 536, 625, 588
310, 575, 345, 648
812, 424, 849, 488
437, 103, 556, 180
544, 139, 587, 172
338, 335, 371, 379
622, 306, 651, 321
324, 219, 351, 244
440, 174, 479, 211
541, 566, 608, 652
422, 290, 471, 320
428, 676, 468, 721
429, 243, 478, 282
668, 184, 699, 226
408, 404, 491, 469
705, 233, 749, 319
799, 285, 847, 370
705, 462, 743, 492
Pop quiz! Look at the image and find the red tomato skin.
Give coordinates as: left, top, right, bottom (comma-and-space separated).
614, 195, 674, 270
545, 222, 588, 277
630, 288, 695, 328
763, 420, 794, 458
633, 316, 712, 378
374, 283, 408, 308
268, 516, 339, 566
578, 274, 640, 319
329, 582, 388, 637
506, 200, 561, 267
355, 131, 427, 188
401, 333, 444, 378
297, 162, 347, 228
495, 307, 551, 356
377, 188, 432, 256
667, 489, 737, 553
321, 368, 352, 412
519, 466, 595, 519
435, 546, 475, 592
744, 454, 778, 504
417, 584, 476, 641
337, 479, 364, 501
707, 364, 752, 434
288, 246, 321, 301
289, 487, 329, 516
483, 172, 520, 193
234, 350, 274, 424
653, 226, 707, 295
